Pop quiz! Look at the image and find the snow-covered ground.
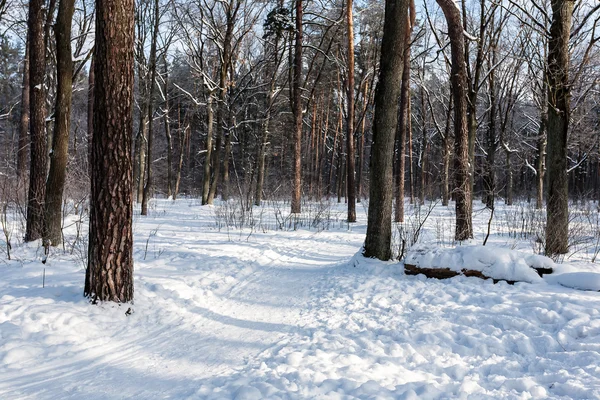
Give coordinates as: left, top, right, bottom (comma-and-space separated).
1, 199, 600, 399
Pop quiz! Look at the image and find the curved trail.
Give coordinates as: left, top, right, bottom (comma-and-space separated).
2, 201, 600, 399
0, 205, 363, 399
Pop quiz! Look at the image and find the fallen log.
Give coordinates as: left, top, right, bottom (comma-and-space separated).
404, 264, 518, 285
404, 245, 554, 284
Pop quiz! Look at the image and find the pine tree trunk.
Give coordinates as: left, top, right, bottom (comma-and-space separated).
24, 0, 47, 243
545, 0, 573, 255
291, 0, 303, 214
346, 0, 356, 222
364, 0, 409, 260
437, 0, 473, 241
85, 0, 135, 303
44, 0, 75, 246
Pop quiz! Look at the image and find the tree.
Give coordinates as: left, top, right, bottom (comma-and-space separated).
364, 0, 409, 260
141, 0, 160, 216
17, 41, 29, 180
346, 0, 356, 223
545, 0, 573, 255
43, 0, 75, 246
85, 0, 135, 303
291, 0, 303, 214
24, 0, 47, 243
436, 0, 473, 241
394, 0, 415, 223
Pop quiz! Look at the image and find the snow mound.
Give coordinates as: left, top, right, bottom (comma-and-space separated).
405, 245, 551, 283
546, 272, 600, 292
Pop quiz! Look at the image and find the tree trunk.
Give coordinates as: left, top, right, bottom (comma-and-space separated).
141, 0, 160, 216
174, 120, 186, 201
291, 0, 303, 214
545, 0, 573, 255
17, 41, 29, 180
85, 0, 135, 303
202, 95, 214, 204
394, 35, 410, 223
346, 0, 356, 222
505, 149, 513, 206
437, 0, 473, 241
408, 94, 414, 205
24, 0, 47, 243
87, 57, 94, 171
357, 82, 367, 202
163, 60, 173, 198
43, 0, 75, 246
135, 110, 148, 203
483, 65, 497, 209
419, 84, 427, 205
222, 115, 232, 201
364, 0, 409, 260
536, 103, 547, 209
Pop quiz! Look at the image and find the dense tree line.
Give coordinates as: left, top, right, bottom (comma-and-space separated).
0, 0, 598, 301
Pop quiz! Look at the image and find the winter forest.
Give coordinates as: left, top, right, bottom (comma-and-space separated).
1, 0, 600, 398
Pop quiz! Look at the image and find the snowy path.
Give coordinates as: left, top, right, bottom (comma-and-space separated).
0, 203, 363, 399
1, 200, 600, 399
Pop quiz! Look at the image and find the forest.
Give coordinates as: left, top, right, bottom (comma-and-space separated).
1, 0, 600, 398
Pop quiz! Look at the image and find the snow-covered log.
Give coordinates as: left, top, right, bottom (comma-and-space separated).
404, 245, 554, 284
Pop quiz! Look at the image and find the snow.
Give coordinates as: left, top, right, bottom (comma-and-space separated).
405, 244, 548, 283
1, 199, 600, 399
546, 272, 600, 292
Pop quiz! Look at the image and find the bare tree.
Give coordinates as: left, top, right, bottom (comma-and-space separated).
364, 0, 409, 260
17, 41, 29, 180
43, 0, 75, 246
436, 0, 473, 241
346, 0, 356, 222
24, 0, 47, 242
291, 0, 303, 214
545, 0, 573, 255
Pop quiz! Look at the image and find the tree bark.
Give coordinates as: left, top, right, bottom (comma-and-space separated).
545, 0, 573, 255
141, 0, 160, 216
85, 0, 135, 303
44, 0, 75, 246
163, 59, 173, 198
346, 0, 356, 222
437, 0, 473, 241
483, 63, 497, 209
364, 0, 409, 260
17, 40, 29, 180
135, 107, 148, 203
419, 83, 427, 205
291, 0, 303, 214
24, 0, 47, 243
394, 35, 411, 223
441, 99, 452, 207
87, 57, 94, 171
202, 95, 214, 204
